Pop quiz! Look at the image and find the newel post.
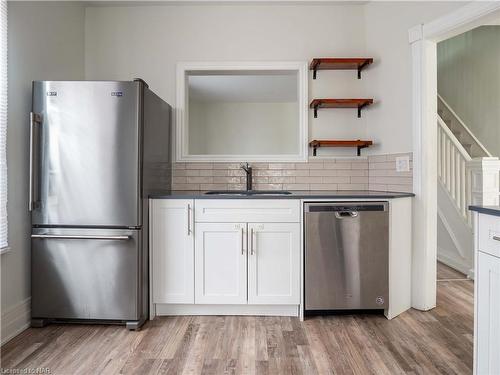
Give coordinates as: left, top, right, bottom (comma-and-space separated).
467, 157, 500, 208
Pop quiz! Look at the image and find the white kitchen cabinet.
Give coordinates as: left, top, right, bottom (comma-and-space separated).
247, 223, 300, 305
476, 251, 500, 375
150, 199, 194, 304
195, 222, 248, 304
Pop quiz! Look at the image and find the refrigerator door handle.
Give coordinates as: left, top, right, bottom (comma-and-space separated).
29, 112, 42, 211
31, 234, 131, 241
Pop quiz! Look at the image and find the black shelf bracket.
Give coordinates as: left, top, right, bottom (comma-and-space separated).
357, 60, 370, 79
357, 102, 369, 118
312, 66, 318, 80
312, 146, 318, 156
357, 144, 369, 156
313, 104, 319, 118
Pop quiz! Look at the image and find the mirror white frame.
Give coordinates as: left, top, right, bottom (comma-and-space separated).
175, 61, 308, 162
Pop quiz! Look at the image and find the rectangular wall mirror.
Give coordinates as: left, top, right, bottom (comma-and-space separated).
176, 62, 308, 162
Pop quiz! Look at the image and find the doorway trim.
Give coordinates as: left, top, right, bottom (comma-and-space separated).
409, 2, 500, 310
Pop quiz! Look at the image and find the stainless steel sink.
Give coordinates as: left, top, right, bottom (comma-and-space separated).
205, 190, 292, 196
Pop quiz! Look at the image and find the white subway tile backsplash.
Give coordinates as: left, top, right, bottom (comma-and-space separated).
310, 169, 338, 177
367, 155, 387, 163
368, 152, 413, 193
296, 176, 322, 184
268, 163, 295, 170
269, 176, 296, 184
253, 176, 270, 184
187, 176, 213, 184
323, 162, 352, 170
369, 184, 388, 191
283, 169, 310, 177
254, 183, 282, 190
369, 176, 413, 185
171, 152, 413, 193
200, 183, 227, 190
172, 183, 199, 190
186, 163, 213, 170
296, 163, 324, 170
310, 183, 338, 190
213, 176, 241, 184
336, 169, 368, 177
386, 184, 413, 193
228, 183, 246, 190
338, 183, 369, 190
172, 177, 187, 184
228, 169, 246, 177
351, 176, 369, 184
322, 176, 350, 184
369, 169, 412, 177
283, 183, 310, 190
254, 170, 283, 177
369, 162, 396, 170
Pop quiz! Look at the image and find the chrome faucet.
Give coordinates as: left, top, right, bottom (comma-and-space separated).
241, 163, 253, 191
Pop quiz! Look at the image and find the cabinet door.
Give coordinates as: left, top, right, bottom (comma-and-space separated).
150, 199, 194, 304
248, 223, 300, 305
195, 223, 247, 304
477, 251, 500, 375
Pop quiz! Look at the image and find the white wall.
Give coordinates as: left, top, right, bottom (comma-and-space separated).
364, 1, 464, 154
84, 2, 462, 157
2, 2, 85, 344
84, 3, 368, 157
438, 26, 500, 157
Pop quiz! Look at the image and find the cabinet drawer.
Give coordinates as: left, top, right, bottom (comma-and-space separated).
195, 199, 300, 223
478, 213, 500, 258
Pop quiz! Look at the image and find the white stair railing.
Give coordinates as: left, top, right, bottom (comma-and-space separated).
437, 99, 500, 278
437, 116, 473, 225
438, 115, 500, 227
438, 94, 491, 158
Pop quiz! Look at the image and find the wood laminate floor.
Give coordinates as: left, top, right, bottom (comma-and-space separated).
1, 262, 473, 374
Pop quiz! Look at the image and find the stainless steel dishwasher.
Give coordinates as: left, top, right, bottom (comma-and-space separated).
305, 202, 389, 311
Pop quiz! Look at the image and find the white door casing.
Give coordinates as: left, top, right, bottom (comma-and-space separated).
409, 2, 500, 310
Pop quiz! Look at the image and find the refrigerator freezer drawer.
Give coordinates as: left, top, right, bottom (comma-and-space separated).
31, 227, 142, 321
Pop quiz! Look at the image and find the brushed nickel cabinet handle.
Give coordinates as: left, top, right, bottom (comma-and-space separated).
250, 228, 255, 255
241, 227, 244, 255
187, 204, 191, 235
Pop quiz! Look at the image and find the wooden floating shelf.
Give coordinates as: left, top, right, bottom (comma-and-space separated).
310, 98, 373, 118
309, 140, 373, 156
310, 58, 373, 79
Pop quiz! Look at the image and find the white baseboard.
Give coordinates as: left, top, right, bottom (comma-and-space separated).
1, 298, 31, 346
437, 249, 474, 279
155, 304, 299, 317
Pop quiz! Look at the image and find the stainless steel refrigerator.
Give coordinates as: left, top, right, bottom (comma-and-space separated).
30, 80, 171, 330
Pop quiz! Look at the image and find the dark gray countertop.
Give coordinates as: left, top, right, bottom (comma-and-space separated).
150, 190, 415, 200
469, 205, 500, 217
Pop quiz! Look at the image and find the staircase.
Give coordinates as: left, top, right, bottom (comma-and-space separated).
437, 94, 500, 277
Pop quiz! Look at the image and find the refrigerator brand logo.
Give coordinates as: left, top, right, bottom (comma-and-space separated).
46, 91, 57, 97
111, 92, 123, 97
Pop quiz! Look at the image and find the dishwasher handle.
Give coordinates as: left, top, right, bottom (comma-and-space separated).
335, 211, 359, 219
305, 202, 388, 213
